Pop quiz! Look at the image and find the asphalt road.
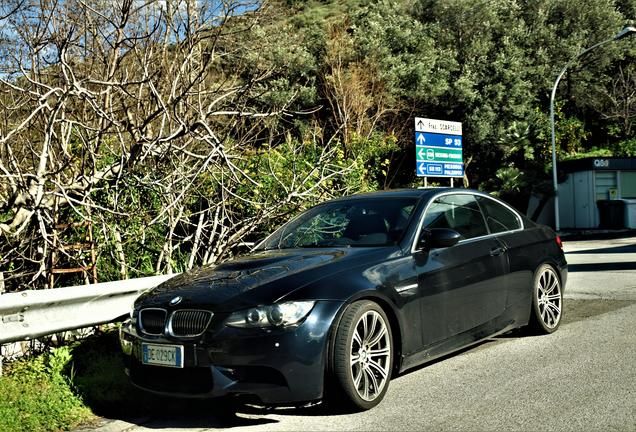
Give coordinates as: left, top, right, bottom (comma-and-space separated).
90, 235, 636, 432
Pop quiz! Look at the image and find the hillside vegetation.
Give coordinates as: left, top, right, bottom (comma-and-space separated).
0, 0, 634, 290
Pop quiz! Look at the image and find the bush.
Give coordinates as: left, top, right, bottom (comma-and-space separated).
0, 330, 171, 431
0, 347, 93, 432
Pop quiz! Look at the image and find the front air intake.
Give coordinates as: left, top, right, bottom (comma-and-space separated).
139, 308, 167, 336
168, 309, 213, 337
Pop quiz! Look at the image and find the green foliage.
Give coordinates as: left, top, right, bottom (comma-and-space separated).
493, 167, 526, 195
484, 119, 554, 208
104, 1, 636, 275
91, 178, 168, 279
232, 131, 366, 236
348, 132, 401, 189
556, 115, 592, 157
352, 1, 450, 101
48, 346, 74, 378
7, 0, 634, 287
499, 121, 535, 162
561, 146, 614, 161
0, 349, 93, 432
613, 138, 636, 157
0, 331, 185, 430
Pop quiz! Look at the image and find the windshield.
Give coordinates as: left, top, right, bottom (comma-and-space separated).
258, 197, 417, 249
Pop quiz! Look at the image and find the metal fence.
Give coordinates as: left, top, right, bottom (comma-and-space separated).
0, 274, 176, 345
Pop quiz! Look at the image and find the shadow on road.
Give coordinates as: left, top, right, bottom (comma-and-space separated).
562, 298, 635, 325
568, 262, 636, 272
124, 401, 281, 429
73, 297, 636, 429
561, 230, 636, 242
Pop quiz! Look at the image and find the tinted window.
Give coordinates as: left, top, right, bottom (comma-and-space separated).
477, 196, 521, 233
423, 194, 488, 240
259, 198, 417, 249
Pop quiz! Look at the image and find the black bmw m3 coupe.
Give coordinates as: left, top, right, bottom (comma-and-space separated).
120, 188, 567, 410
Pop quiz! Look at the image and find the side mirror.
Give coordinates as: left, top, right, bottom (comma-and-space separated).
417, 228, 461, 250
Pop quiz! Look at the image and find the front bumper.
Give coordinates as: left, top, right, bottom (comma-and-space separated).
120, 300, 344, 404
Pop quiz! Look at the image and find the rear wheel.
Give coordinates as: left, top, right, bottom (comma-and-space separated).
330, 300, 393, 411
528, 264, 563, 334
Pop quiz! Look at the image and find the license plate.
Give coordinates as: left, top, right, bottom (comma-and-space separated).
141, 343, 184, 368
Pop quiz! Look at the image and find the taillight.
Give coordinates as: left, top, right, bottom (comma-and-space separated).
555, 235, 563, 251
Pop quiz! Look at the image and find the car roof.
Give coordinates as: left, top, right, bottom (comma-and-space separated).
331, 187, 458, 201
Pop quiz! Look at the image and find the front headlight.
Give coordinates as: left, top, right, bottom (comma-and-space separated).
225, 301, 315, 328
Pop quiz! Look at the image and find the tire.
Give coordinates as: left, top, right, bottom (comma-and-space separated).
528, 264, 563, 334
330, 300, 393, 411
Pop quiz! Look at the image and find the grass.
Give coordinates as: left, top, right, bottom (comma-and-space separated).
1, 325, 251, 431
0, 347, 93, 432
0, 329, 168, 432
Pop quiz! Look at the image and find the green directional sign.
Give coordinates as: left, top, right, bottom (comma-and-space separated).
416, 146, 463, 163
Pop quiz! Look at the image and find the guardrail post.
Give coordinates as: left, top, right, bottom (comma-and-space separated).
0, 344, 4, 376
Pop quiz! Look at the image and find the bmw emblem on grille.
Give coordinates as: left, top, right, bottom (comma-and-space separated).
169, 296, 183, 306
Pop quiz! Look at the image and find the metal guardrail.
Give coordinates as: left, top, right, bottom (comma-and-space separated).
0, 274, 176, 344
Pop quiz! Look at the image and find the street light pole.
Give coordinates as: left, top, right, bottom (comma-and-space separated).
549, 25, 636, 232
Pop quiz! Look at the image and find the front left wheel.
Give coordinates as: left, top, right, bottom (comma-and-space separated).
330, 300, 393, 411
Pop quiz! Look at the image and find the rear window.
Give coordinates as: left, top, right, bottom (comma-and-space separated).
423, 194, 489, 240
477, 196, 522, 233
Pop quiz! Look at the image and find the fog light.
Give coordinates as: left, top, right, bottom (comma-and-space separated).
119, 326, 133, 355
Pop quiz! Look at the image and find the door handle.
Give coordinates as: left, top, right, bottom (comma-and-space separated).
490, 246, 506, 256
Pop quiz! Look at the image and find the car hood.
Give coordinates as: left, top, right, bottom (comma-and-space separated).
135, 247, 396, 311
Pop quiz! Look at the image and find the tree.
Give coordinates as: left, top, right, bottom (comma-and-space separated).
0, 0, 361, 290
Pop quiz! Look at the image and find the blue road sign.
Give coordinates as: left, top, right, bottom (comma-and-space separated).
417, 161, 464, 178
415, 132, 462, 149
415, 117, 463, 178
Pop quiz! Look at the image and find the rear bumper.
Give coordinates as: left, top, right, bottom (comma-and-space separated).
120, 300, 343, 404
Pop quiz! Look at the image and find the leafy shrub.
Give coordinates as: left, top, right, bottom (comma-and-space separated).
0, 347, 93, 432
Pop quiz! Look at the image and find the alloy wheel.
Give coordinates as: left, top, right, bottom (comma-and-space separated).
349, 310, 391, 401
536, 267, 562, 329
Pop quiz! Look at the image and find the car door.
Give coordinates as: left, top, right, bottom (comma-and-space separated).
413, 193, 509, 347
475, 195, 528, 311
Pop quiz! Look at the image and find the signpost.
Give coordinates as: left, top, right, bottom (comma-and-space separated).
415, 117, 463, 185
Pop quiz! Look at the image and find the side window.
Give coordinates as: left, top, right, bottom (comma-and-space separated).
477, 196, 522, 233
423, 194, 488, 240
